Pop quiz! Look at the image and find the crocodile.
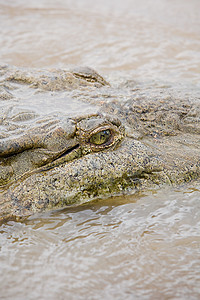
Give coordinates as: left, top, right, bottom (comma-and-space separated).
0, 65, 200, 221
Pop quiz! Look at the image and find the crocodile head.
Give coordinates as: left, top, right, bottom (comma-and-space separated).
0, 111, 162, 220
0, 65, 200, 220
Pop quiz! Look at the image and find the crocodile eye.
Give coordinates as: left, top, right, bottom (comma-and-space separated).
89, 129, 111, 145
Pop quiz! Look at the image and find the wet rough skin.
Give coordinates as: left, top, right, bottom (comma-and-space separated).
0, 65, 200, 221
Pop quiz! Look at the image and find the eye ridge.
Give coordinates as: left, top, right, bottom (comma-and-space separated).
89, 129, 112, 146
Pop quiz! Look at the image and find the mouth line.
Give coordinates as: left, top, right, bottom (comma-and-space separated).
54, 144, 80, 161
0, 144, 82, 190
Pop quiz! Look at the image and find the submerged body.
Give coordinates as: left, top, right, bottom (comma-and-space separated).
0, 65, 200, 220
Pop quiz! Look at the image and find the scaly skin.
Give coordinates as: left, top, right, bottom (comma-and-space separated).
0, 65, 199, 221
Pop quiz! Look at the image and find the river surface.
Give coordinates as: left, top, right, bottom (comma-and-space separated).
0, 0, 200, 299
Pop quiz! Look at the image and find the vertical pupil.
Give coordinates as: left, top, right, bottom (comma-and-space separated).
101, 131, 108, 142
90, 130, 111, 145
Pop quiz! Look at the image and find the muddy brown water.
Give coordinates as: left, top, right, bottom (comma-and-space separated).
0, 0, 200, 299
